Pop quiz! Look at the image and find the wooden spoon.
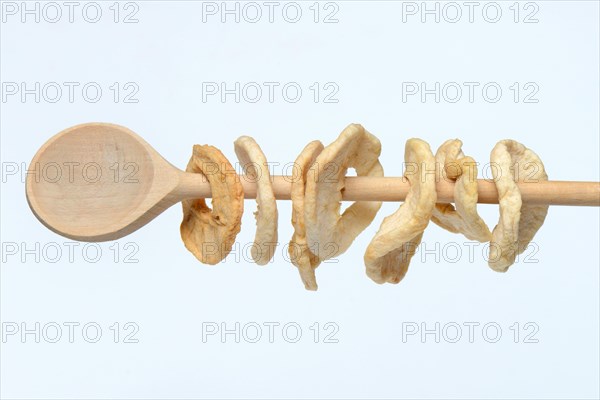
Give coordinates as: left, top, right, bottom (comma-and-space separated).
26, 123, 600, 242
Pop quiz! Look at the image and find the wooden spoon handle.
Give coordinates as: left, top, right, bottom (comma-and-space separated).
177, 174, 600, 206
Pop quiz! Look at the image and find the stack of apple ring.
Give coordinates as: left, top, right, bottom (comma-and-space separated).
180, 124, 548, 290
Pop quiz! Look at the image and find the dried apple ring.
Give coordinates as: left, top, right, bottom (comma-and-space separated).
289, 140, 324, 290
180, 145, 244, 265
365, 138, 437, 284
431, 139, 492, 242
234, 136, 278, 265
489, 140, 549, 271
304, 124, 384, 261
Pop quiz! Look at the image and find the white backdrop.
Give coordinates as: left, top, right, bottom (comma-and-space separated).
1, 1, 599, 399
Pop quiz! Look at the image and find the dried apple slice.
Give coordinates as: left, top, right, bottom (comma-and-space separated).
364, 138, 437, 284
289, 140, 324, 290
304, 124, 384, 261
234, 136, 278, 265
489, 140, 549, 271
180, 145, 244, 265
431, 139, 491, 242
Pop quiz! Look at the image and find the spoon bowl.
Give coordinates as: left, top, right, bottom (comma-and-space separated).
26, 123, 184, 241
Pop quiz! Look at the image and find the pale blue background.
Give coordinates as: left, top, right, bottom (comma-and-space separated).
1, 1, 599, 399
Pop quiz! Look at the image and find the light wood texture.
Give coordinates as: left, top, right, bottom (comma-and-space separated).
26, 123, 600, 242
181, 174, 600, 206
